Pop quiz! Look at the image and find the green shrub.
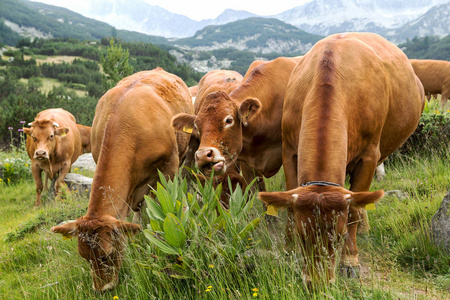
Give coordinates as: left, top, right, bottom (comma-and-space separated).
399, 98, 450, 156
143, 171, 261, 279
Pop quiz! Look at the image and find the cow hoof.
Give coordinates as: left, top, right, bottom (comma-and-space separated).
340, 264, 360, 279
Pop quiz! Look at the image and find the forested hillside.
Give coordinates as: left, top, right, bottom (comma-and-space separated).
399, 35, 450, 60
0, 0, 169, 45
0, 37, 203, 146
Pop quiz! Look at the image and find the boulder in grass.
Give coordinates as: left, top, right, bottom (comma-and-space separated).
431, 190, 450, 252
72, 153, 96, 172
64, 173, 93, 197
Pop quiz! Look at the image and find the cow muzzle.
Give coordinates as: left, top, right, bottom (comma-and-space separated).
34, 149, 49, 160
195, 147, 226, 175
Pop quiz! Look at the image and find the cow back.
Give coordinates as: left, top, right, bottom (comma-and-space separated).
410, 59, 450, 95
283, 32, 424, 186
91, 68, 193, 164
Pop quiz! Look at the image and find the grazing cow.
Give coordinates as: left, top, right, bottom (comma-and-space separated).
182, 70, 243, 173
76, 124, 92, 153
51, 68, 193, 291
410, 59, 450, 106
259, 33, 424, 284
172, 57, 300, 192
181, 70, 244, 206
23, 108, 82, 206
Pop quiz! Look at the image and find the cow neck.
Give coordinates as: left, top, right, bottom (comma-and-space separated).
297, 99, 348, 186
86, 129, 133, 220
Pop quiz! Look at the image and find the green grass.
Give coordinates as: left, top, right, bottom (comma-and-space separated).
0, 146, 449, 299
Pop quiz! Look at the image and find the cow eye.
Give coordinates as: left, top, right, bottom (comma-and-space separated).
224, 116, 234, 128
32, 137, 37, 142
49, 134, 54, 139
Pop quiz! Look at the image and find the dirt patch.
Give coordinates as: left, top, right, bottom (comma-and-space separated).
23, 55, 87, 66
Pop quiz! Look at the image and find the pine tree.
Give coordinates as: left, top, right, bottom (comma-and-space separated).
101, 38, 133, 91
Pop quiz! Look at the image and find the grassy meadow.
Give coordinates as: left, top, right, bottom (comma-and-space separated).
0, 144, 449, 300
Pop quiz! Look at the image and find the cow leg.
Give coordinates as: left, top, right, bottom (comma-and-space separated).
55, 161, 71, 200
282, 148, 298, 243
43, 172, 49, 191
31, 164, 43, 206
342, 149, 380, 277
282, 147, 298, 190
441, 89, 449, 107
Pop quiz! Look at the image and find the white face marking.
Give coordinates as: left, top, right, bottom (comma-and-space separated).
223, 115, 234, 129
292, 194, 299, 200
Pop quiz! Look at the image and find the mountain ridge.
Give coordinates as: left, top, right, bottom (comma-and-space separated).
29, 0, 450, 42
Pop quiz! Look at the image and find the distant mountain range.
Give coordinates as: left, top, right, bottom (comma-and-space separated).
32, 0, 450, 43
1, 0, 449, 74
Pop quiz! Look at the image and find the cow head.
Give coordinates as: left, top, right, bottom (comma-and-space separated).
23, 120, 69, 160
51, 215, 141, 291
259, 185, 383, 284
172, 91, 261, 175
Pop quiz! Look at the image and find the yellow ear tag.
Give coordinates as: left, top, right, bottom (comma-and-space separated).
183, 126, 193, 133
62, 234, 73, 240
60, 131, 66, 137
365, 203, 376, 210
266, 205, 279, 217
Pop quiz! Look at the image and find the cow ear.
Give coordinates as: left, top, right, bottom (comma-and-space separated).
115, 220, 142, 236
349, 190, 384, 207
258, 191, 295, 209
238, 98, 261, 126
23, 127, 32, 136
172, 113, 196, 133
51, 220, 78, 239
55, 127, 69, 137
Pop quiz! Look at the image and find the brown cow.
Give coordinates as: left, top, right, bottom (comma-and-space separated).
172, 57, 300, 192
182, 70, 243, 173
23, 108, 82, 206
51, 68, 193, 291
410, 59, 450, 106
181, 70, 244, 206
259, 32, 424, 284
76, 124, 92, 153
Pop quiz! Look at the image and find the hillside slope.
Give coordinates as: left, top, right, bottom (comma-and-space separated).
0, 0, 168, 45
174, 18, 322, 54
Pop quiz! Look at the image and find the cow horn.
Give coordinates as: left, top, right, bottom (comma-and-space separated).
53, 122, 59, 128
28, 122, 33, 126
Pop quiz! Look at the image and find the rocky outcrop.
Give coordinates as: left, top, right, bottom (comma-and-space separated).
72, 153, 96, 172
64, 173, 93, 197
431, 190, 450, 252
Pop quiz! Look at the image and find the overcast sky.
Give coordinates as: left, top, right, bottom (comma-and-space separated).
32, 0, 313, 21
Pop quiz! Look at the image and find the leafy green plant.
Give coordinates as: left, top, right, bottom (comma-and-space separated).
144, 171, 195, 256
214, 179, 261, 262
0, 129, 31, 185
143, 171, 261, 279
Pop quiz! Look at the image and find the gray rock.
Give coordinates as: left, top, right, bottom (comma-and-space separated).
384, 190, 408, 199
72, 153, 96, 172
431, 190, 450, 252
64, 173, 93, 197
